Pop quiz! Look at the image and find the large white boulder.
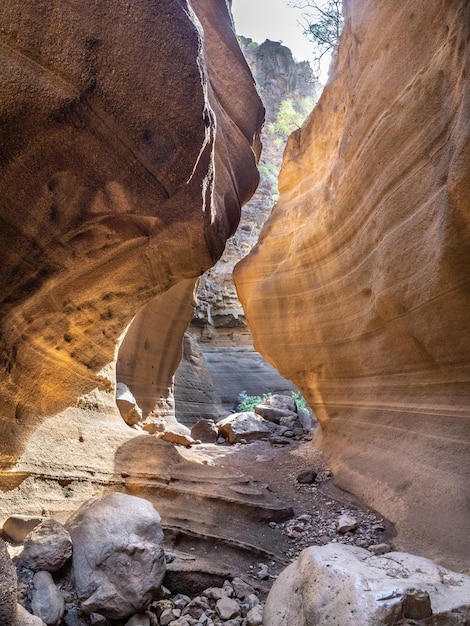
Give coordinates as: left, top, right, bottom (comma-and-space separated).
217, 412, 275, 444
264, 543, 470, 625
65, 493, 165, 619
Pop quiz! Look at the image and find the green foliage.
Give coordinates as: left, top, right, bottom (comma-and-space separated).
237, 391, 269, 412
247, 40, 259, 49
291, 390, 310, 414
288, 0, 344, 75
236, 390, 311, 414
258, 162, 278, 186
268, 97, 314, 141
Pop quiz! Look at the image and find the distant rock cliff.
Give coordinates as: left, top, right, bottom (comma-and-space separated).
234, 0, 470, 570
175, 38, 319, 419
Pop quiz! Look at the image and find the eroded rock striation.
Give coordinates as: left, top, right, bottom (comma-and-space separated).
234, 0, 470, 568
0, 0, 263, 468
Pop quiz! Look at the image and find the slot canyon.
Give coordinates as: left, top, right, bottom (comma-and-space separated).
0, 1, 469, 625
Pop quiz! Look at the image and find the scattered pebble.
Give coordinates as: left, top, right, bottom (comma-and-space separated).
336, 514, 358, 534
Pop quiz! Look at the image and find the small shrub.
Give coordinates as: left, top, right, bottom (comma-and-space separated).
236, 390, 268, 412
291, 390, 311, 414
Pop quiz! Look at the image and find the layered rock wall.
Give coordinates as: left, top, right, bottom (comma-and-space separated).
235, 0, 470, 568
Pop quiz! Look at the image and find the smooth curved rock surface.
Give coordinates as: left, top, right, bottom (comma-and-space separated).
264, 544, 470, 626
235, 0, 470, 568
0, 0, 263, 469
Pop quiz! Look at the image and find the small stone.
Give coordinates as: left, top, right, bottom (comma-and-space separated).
222, 580, 234, 598
183, 597, 209, 619
246, 604, 263, 626
151, 599, 173, 619
403, 590, 433, 620
31, 571, 65, 625
215, 597, 240, 620
22, 519, 72, 572
336, 514, 358, 533
190, 419, 218, 443
368, 543, 392, 555
202, 587, 224, 601
256, 565, 269, 580
245, 594, 260, 610
160, 608, 181, 625
296, 469, 318, 484
231, 578, 254, 600
166, 617, 194, 626
125, 614, 150, 626
63, 607, 90, 626
268, 435, 291, 445
172, 594, 191, 610
89, 612, 109, 625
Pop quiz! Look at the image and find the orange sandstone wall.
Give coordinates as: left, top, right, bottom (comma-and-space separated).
0, 0, 263, 468
235, 0, 470, 568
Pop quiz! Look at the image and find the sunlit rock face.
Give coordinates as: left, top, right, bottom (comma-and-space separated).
234, 0, 470, 569
0, 0, 263, 469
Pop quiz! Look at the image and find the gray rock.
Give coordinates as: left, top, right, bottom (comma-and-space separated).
65, 493, 165, 619
62, 607, 90, 626
264, 544, 470, 625
182, 597, 210, 619
31, 571, 65, 626
217, 412, 275, 444
336, 514, 358, 533
254, 405, 297, 425
296, 469, 317, 484
0, 538, 17, 626
124, 614, 150, 626
172, 594, 191, 610
279, 415, 298, 429
368, 543, 392, 555
202, 587, 224, 601
89, 614, 110, 625
245, 604, 263, 626
264, 394, 296, 413
159, 607, 181, 625
22, 519, 72, 572
190, 419, 218, 443
3, 516, 48, 543
215, 597, 240, 620
16, 604, 46, 626
230, 578, 254, 600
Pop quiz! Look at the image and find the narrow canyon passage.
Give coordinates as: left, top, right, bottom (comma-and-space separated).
0, 0, 469, 625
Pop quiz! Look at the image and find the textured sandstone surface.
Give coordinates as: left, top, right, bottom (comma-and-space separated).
235, 0, 470, 568
0, 0, 263, 470
264, 544, 470, 625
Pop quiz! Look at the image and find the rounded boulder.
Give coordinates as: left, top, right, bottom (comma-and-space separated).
65, 493, 165, 620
